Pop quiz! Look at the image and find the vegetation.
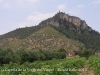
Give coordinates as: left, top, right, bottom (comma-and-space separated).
0, 11, 100, 51
79, 49, 95, 59
0, 25, 42, 39
0, 48, 96, 75
88, 56, 100, 75
0, 57, 86, 75
0, 11, 100, 75
53, 26, 100, 51
0, 48, 67, 65
0, 26, 85, 51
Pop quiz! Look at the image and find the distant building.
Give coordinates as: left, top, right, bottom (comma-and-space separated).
66, 51, 75, 57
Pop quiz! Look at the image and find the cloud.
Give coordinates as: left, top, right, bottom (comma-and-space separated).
77, 0, 100, 8
16, 12, 56, 28
17, 0, 39, 4
17, 10, 81, 28
17, 22, 31, 28
57, 4, 66, 10
27, 12, 55, 23
77, 0, 100, 9
77, 4, 85, 8
26, 0, 39, 2
92, 0, 100, 5
18, 10, 80, 28
2, 2, 10, 9
0, 0, 40, 9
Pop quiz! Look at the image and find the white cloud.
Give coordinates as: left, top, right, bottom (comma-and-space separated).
0, 0, 11, 9
2, 2, 10, 9
57, 4, 66, 10
0, 0, 39, 9
27, 12, 55, 23
92, 0, 100, 5
26, 0, 39, 2
17, 0, 39, 4
76, 0, 100, 9
17, 22, 31, 28
0, 11, 56, 35
77, 4, 85, 8
18, 10, 80, 28
17, 10, 81, 28
77, 0, 100, 7
16, 12, 56, 28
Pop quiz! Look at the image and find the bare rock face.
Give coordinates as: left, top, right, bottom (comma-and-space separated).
39, 18, 59, 27
39, 11, 90, 31
60, 13, 69, 21
58, 12, 87, 29
68, 16, 81, 27
72, 17, 81, 27
81, 20, 87, 29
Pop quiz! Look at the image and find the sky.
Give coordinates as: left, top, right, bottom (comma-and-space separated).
0, 0, 100, 35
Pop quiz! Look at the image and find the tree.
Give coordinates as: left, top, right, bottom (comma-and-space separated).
79, 49, 94, 59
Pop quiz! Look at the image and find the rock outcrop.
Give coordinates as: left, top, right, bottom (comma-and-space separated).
39, 11, 91, 31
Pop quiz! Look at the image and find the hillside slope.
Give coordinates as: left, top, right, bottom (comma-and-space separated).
0, 11, 100, 51
0, 26, 85, 50
25, 26, 85, 50
38, 12, 100, 51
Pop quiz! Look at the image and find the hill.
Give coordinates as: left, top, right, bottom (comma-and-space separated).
0, 11, 100, 51
0, 26, 85, 51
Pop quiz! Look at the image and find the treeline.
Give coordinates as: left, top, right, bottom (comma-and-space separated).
53, 26, 100, 51
0, 25, 43, 40
0, 48, 66, 65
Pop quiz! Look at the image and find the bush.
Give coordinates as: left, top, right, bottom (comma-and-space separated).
79, 49, 94, 59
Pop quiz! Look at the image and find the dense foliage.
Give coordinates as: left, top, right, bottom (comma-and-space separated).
53, 26, 100, 51
89, 56, 100, 75
0, 48, 66, 64
0, 57, 86, 75
0, 25, 42, 39
77, 49, 95, 59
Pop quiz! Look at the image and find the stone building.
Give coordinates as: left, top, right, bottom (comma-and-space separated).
66, 50, 75, 57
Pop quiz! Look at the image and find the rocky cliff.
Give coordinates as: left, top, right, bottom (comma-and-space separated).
39, 11, 92, 33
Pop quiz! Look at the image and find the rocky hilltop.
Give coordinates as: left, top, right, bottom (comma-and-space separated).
39, 11, 92, 33
0, 12, 100, 51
